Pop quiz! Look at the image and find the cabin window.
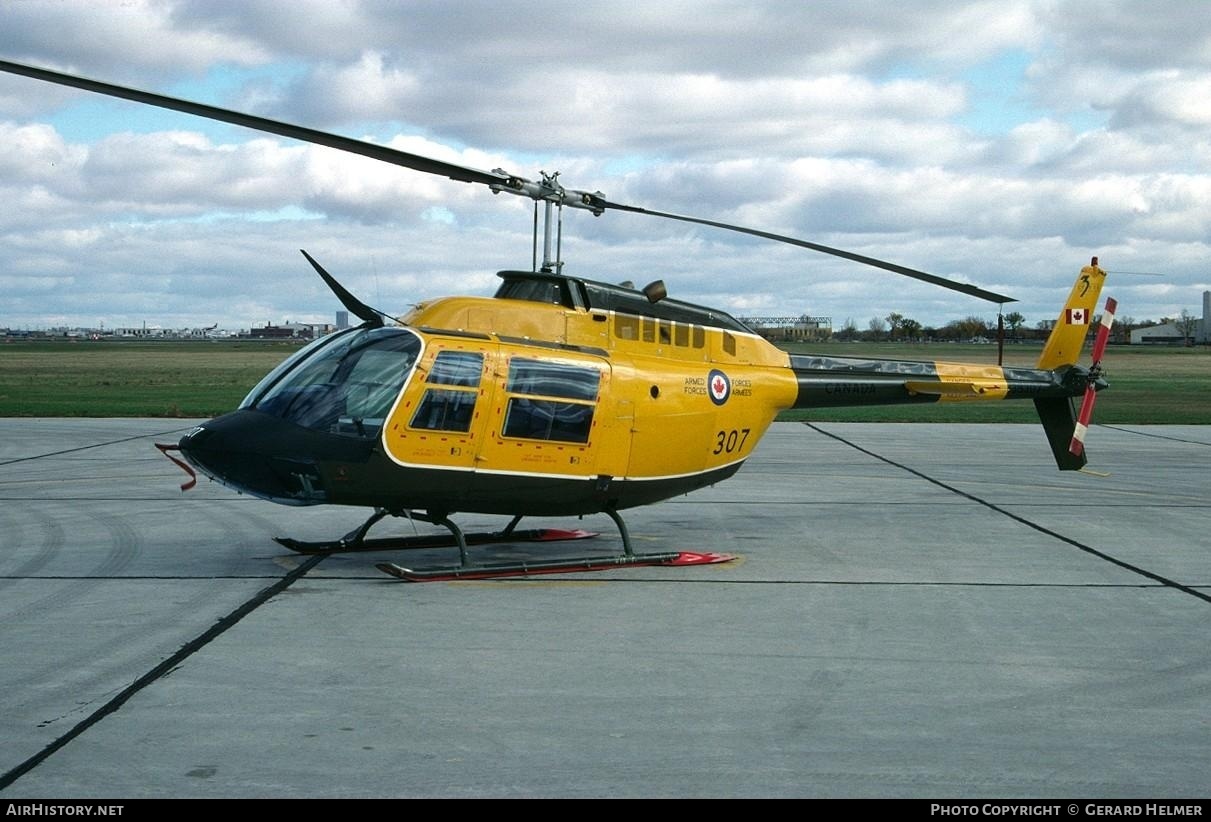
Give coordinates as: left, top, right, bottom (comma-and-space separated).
426, 351, 482, 387
723, 331, 736, 356
506, 359, 599, 401
411, 351, 484, 433
502, 358, 600, 444
693, 326, 705, 348
615, 314, 639, 340
495, 277, 572, 308
675, 323, 689, 347
240, 326, 357, 410
251, 327, 421, 438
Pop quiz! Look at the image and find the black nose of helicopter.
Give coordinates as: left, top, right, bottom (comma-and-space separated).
178, 410, 332, 504
176, 323, 420, 505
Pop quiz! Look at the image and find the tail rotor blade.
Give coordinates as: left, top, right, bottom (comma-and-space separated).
1068, 296, 1117, 456
1069, 387, 1097, 457
1090, 297, 1118, 365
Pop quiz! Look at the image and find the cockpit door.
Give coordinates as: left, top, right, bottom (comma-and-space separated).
382, 339, 497, 472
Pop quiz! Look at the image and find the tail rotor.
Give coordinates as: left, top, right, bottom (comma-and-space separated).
1068, 297, 1117, 457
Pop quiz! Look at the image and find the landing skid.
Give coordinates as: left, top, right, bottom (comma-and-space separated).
275, 522, 595, 555
276, 507, 733, 582
374, 508, 732, 582
377, 550, 733, 582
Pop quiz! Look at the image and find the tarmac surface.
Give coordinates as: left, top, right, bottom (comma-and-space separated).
0, 418, 1208, 798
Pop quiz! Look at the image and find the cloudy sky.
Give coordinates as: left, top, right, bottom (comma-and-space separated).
2, 0, 1209, 333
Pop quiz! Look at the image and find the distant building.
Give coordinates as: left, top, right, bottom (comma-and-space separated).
245, 322, 335, 340
740, 314, 832, 341
1131, 323, 1185, 344
336, 310, 350, 330
1130, 290, 1209, 344
1202, 291, 1210, 344
246, 323, 302, 340
113, 325, 164, 338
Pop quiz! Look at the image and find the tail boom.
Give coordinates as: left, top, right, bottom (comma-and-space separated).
784, 260, 1111, 472
789, 355, 1084, 410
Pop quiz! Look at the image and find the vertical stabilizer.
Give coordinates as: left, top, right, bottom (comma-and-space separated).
1037, 258, 1107, 370
1034, 397, 1087, 471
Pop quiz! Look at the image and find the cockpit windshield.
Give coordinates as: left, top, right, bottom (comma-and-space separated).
247, 327, 421, 438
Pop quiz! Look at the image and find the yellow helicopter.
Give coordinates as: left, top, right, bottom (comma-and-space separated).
0, 59, 1115, 581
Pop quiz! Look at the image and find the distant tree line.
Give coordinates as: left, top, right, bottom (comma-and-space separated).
827, 308, 1200, 344
825, 309, 1174, 343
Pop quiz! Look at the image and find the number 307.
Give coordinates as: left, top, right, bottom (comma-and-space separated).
713, 428, 750, 455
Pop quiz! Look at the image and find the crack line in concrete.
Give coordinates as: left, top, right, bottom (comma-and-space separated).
803, 422, 1211, 607
0, 554, 325, 792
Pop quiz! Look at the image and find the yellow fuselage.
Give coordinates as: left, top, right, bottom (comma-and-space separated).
384, 295, 799, 485
180, 264, 1102, 516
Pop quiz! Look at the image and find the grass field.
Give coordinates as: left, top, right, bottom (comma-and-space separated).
0, 340, 298, 417
1, 338, 1206, 423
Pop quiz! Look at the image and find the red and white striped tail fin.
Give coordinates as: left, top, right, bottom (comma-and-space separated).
1068, 296, 1117, 456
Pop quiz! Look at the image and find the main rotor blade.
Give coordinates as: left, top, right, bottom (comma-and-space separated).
3, 59, 1016, 303
597, 199, 1016, 304
0, 59, 510, 188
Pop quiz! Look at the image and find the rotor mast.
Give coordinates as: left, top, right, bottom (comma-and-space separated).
489, 170, 605, 273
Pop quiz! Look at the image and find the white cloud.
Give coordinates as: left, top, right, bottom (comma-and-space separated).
2, 0, 1210, 332
4, 0, 270, 77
